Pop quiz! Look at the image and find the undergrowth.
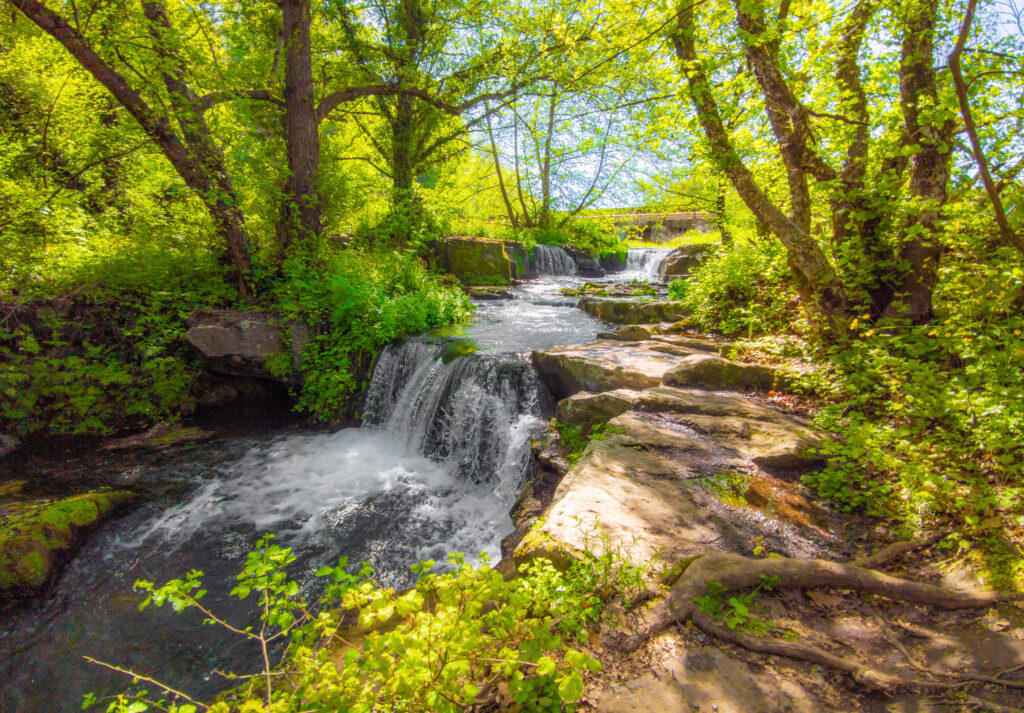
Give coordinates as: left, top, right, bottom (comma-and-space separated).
82, 533, 648, 713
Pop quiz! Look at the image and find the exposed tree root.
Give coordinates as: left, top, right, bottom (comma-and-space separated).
852, 531, 945, 568
616, 548, 1023, 697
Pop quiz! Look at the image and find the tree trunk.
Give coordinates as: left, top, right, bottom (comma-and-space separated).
141, 2, 255, 295
484, 101, 519, 229
883, 0, 954, 322
672, 3, 849, 333
278, 0, 321, 251
539, 90, 557, 229
12, 0, 254, 295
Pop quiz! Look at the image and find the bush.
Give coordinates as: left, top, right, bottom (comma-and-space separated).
667, 235, 797, 336
518, 219, 625, 260
272, 249, 473, 419
86, 535, 622, 713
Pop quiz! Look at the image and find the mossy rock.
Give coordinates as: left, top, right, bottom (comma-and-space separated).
0, 489, 135, 590
444, 237, 513, 285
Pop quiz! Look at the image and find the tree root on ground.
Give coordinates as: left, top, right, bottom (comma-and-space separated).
616, 548, 1024, 698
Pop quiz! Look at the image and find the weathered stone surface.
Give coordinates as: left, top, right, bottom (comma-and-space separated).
1, 488, 135, 591
612, 324, 654, 341
637, 385, 795, 423
659, 243, 713, 280
532, 341, 687, 399
599, 647, 838, 713
662, 352, 775, 391
578, 296, 687, 325
520, 409, 834, 567
101, 422, 214, 451
185, 310, 307, 380
649, 333, 732, 354
444, 237, 513, 284
503, 240, 534, 279
556, 389, 638, 429
599, 254, 626, 273
566, 247, 606, 277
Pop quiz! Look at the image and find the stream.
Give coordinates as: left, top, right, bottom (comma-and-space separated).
0, 266, 626, 713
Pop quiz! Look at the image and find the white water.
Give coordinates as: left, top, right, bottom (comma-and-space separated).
122, 341, 544, 564
533, 244, 577, 276
620, 247, 673, 281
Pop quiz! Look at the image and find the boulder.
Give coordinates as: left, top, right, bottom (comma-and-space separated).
532, 341, 688, 399
566, 247, 606, 277
555, 389, 638, 429
662, 353, 775, 391
599, 253, 626, 274
650, 333, 732, 354
444, 237, 513, 284
1, 488, 135, 591
578, 296, 687, 324
611, 324, 654, 341
659, 243, 713, 280
185, 310, 308, 380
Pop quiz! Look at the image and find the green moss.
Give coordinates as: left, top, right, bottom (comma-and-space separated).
0, 490, 134, 591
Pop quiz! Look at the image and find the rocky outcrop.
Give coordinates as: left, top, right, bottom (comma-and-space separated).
515, 405, 831, 568
517, 333, 830, 569
444, 237, 513, 284
185, 310, 308, 381
532, 340, 690, 399
1, 486, 135, 592
578, 297, 687, 324
503, 241, 534, 279
662, 352, 776, 391
659, 243, 713, 280
566, 247, 606, 277
556, 389, 638, 429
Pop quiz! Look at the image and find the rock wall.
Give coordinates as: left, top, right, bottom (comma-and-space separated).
444, 237, 514, 284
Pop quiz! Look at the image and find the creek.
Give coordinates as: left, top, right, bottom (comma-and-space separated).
0, 274, 612, 713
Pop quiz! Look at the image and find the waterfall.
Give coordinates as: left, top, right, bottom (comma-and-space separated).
364, 340, 547, 486
624, 247, 672, 281
533, 244, 577, 276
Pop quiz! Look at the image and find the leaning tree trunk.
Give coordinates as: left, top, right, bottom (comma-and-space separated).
672, 1, 850, 334
278, 0, 321, 251
12, 0, 255, 296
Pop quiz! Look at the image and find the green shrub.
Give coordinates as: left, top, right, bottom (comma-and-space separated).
272, 249, 473, 419
87, 535, 608, 713
667, 235, 797, 336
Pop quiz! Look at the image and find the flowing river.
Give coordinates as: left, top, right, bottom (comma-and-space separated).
0, 270, 612, 713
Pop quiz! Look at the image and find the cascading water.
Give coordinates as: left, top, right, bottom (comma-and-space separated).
0, 278, 608, 713
622, 247, 673, 281
533, 244, 577, 276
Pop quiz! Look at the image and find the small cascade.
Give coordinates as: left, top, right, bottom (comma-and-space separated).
364, 340, 548, 486
533, 244, 577, 276
624, 247, 672, 281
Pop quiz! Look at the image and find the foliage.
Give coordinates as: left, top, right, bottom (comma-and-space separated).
0, 255, 235, 436
86, 535, 606, 713
667, 234, 798, 337
695, 574, 781, 636
520, 219, 625, 260
272, 249, 473, 419
625, 229, 722, 249
556, 420, 625, 466
797, 244, 1024, 587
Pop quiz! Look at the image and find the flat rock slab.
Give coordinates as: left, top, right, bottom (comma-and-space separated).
185, 310, 307, 380
578, 297, 687, 324
520, 409, 838, 568
556, 389, 639, 429
663, 352, 776, 391
532, 341, 689, 400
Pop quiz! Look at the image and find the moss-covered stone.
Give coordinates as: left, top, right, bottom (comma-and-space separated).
0, 489, 135, 590
444, 237, 513, 285
578, 296, 687, 324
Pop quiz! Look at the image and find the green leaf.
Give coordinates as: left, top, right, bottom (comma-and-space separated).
557, 671, 584, 703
